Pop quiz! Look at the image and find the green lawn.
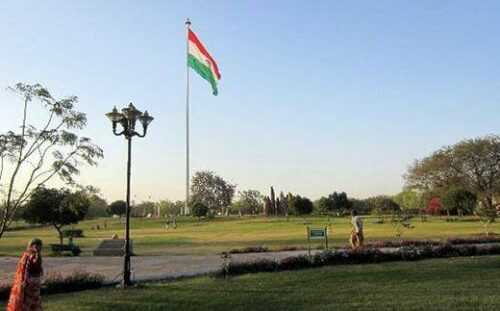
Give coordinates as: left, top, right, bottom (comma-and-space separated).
3, 255, 499, 310
1, 216, 496, 256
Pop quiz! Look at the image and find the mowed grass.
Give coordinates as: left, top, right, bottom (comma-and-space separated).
1, 216, 497, 256
2, 255, 500, 310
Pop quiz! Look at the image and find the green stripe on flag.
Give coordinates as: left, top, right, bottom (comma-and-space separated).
188, 54, 218, 96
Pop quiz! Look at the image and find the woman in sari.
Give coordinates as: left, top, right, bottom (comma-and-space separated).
7, 238, 43, 311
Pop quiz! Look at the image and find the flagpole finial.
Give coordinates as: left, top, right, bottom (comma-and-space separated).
185, 18, 191, 26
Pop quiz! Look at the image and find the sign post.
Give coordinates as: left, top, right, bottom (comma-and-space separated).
307, 226, 329, 257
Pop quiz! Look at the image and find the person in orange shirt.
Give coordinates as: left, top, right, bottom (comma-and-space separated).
7, 238, 43, 311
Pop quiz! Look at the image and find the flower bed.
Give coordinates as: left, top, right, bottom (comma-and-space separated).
0, 271, 104, 301
226, 235, 500, 255
220, 243, 500, 277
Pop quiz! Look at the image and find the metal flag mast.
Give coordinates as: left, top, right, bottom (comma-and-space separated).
185, 18, 191, 216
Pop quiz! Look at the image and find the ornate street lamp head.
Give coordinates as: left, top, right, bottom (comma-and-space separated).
139, 110, 154, 132
122, 103, 142, 122
106, 102, 153, 138
105, 106, 124, 123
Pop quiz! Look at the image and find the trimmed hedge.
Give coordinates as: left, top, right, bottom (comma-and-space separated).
228, 246, 269, 254
0, 272, 104, 301
220, 243, 500, 277
367, 236, 500, 249
226, 236, 500, 255
41, 271, 104, 294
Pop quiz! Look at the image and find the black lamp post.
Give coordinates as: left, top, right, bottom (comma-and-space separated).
105, 103, 153, 287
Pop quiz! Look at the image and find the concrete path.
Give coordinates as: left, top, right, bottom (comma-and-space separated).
0, 250, 320, 285
2, 243, 496, 286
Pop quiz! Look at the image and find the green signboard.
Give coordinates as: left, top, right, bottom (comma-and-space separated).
306, 226, 329, 256
309, 228, 327, 240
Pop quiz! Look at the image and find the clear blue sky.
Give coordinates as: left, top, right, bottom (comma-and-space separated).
1, 1, 499, 202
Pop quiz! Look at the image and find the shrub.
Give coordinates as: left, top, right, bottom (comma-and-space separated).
366, 236, 500, 249
0, 272, 105, 301
0, 283, 10, 301
399, 246, 421, 261
222, 259, 278, 276
278, 255, 311, 271
228, 246, 269, 254
42, 272, 104, 295
219, 242, 500, 277
431, 244, 458, 258
191, 202, 209, 219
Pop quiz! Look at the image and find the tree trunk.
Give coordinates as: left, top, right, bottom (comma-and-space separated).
54, 225, 63, 245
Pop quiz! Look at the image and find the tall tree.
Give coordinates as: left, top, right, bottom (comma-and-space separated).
0, 83, 103, 239
393, 190, 424, 212
406, 135, 500, 213
288, 194, 313, 215
365, 196, 400, 216
315, 197, 333, 215
328, 191, 352, 213
79, 186, 108, 219
270, 186, 276, 216
234, 190, 263, 215
279, 191, 288, 216
23, 187, 89, 245
108, 200, 127, 217
263, 196, 272, 216
441, 187, 477, 216
190, 171, 236, 216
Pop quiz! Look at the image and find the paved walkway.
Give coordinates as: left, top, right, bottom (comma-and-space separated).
0, 250, 320, 285
2, 243, 496, 286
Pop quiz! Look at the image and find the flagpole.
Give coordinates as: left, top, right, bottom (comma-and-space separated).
185, 18, 191, 216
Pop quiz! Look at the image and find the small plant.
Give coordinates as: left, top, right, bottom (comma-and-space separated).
220, 252, 232, 278
390, 209, 414, 241
475, 202, 497, 236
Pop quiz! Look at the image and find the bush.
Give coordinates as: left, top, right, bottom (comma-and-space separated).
0, 272, 104, 301
228, 246, 269, 254
42, 271, 104, 295
278, 255, 312, 271
366, 236, 500, 249
0, 284, 10, 301
219, 242, 500, 277
191, 202, 209, 219
222, 259, 278, 276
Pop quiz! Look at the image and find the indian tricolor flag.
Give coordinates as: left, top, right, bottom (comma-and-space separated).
188, 29, 221, 95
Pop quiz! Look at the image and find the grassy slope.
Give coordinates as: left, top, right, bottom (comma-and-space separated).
3, 256, 499, 310
1, 216, 497, 256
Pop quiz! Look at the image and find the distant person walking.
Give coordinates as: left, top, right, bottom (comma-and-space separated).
7, 238, 44, 311
350, 210, 364, 249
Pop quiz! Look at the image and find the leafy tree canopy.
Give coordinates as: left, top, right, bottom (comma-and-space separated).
0, 83, 103, 239
108, 200, 127, 217
190, 171, 236, 215
23, 187, 89, 244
